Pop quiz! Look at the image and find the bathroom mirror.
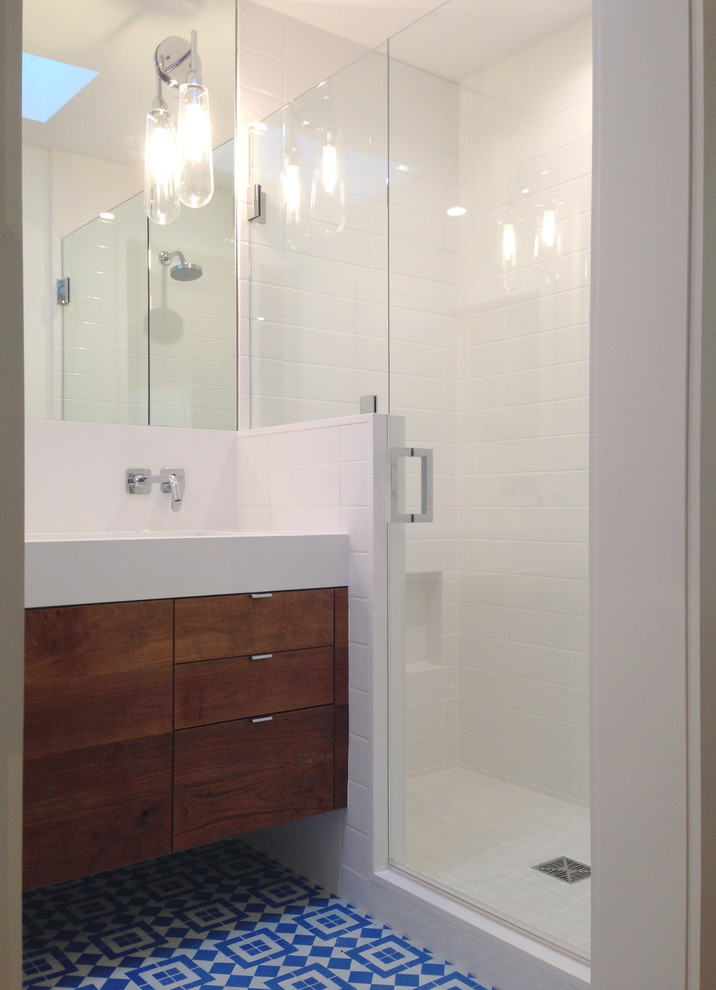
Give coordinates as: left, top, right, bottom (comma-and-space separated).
22, 0, 237, 429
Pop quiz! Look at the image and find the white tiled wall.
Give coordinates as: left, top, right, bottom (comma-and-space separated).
454, 19, 591, 802
387, 60, 461, 781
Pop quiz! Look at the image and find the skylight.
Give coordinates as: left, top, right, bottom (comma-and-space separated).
22, 52, 98, 123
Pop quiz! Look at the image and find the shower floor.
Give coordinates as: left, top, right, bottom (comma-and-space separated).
401, 767, 590, 960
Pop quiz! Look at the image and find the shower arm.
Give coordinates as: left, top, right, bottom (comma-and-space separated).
159, 250, 187, 267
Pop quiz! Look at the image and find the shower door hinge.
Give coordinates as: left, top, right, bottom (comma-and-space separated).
56, 278, 70, 305
390, 446, 433, 523
248, 184, 266, 223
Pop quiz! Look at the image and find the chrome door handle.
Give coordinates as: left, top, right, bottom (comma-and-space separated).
390, 446, 433, 523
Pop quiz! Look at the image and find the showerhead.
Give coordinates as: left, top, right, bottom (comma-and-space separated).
159, 250, 203, 281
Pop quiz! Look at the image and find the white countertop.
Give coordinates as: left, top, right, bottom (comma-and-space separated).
25, 531, 350, 607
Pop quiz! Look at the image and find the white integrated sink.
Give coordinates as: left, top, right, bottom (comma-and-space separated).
25, 531, 350, 607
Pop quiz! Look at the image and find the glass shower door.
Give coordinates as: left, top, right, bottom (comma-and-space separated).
386, 0, 592, 959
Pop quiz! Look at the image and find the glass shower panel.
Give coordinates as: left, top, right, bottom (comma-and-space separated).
62, 194, 148, 425
248, 49, 389, 428
386, 0, 592, 959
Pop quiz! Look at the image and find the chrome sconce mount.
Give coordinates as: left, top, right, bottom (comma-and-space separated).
154, 36, 201, 88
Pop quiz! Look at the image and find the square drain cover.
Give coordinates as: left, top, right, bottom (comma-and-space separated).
532, 856, 591, 884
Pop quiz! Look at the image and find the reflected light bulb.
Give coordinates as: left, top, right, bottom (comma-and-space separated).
541, 209, 556, 248
283, 163, 301, 216
322, 140, 338, 195
176, 82, 214, 208
144, 105, 179, 224
503, 223, 516, 265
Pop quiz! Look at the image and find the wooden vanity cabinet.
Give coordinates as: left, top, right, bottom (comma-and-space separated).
23, 587, 348, 888
172, 588, 348, 849
23, 600, 174, 890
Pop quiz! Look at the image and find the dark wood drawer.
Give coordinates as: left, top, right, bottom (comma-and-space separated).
174, 646, 335, 728
173, 706, 335, 849
174, 589, 335, 663
24, 600, 174, 758
23, 733, 172, 890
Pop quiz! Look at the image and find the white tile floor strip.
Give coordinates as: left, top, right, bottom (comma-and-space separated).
402, 768, 590, 959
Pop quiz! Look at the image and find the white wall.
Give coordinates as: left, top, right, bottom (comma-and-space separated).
589, 0, 692, 983
0, 0, 25, 984
25, 420, 240, 535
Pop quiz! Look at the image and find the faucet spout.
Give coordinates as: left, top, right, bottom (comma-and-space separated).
160, 468, 185, 511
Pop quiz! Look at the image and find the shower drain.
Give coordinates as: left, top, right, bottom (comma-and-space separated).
532, 856, 591, 884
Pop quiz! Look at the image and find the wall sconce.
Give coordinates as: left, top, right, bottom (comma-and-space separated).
144, 31, 214, 225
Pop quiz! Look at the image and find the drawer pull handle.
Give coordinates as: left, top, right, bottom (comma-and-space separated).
251, 716, 273, 723
251, 653, 273, 660
251, 592, 273, 599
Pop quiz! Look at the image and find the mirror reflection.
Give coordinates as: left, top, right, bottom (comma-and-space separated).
22, 0, 237, 429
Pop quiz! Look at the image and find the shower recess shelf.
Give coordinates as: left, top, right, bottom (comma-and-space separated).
24, 531, 348, 608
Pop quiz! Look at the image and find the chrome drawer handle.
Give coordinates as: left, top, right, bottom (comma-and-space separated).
251, 592, 273, 599
251, 716, 273, 723
251, 653, 273, 660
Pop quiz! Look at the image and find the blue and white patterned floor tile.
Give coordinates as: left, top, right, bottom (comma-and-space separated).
23, 839, 494, 990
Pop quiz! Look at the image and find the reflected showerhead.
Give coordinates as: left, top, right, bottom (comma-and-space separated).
159, 250, 203, 281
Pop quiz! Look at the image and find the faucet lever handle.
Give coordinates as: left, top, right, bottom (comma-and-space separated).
160, 467, 185, 511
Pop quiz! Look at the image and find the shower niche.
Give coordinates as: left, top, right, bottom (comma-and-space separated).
58, 140, 236, 431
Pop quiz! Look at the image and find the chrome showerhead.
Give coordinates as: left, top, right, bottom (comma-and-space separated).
159, 250, 203, 281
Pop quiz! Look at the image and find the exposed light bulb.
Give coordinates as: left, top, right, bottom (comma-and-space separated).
176, 82, 214, 208
144, 104, 180, 224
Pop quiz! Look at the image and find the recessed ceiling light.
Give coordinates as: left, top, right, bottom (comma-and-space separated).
22, 52, 98, 123
446, 206, 467, 217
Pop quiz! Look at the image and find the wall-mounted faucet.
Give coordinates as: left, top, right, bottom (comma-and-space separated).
126, 467, 185, 512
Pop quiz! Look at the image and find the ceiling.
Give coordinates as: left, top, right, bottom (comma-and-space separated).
249, 0, 444, 50
252, 0, 591, 83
